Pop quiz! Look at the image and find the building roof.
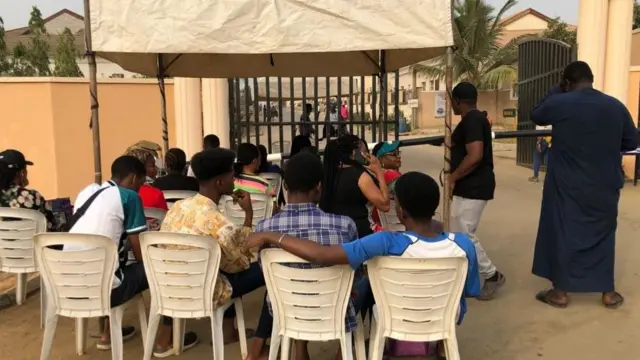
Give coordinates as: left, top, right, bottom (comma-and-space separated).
497, 8, 576, 46
4, 9, 85, 56
5, 9, 83, 36
499, 8, 553, 27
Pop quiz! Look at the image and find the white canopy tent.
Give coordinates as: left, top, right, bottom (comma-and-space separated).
89, 0, 453, 77
83, 0, 456, 228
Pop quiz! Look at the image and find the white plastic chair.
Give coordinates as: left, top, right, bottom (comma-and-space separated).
140, 232, 248, 360
219, 193, 273, 227
261, 249, 366, 360
261, 172, 283, 201
366, 256, 468, 360
377, 200, 405, 231
144, 207, 167, 224
162, 190, 197, 209
34, 233, 147, 360
0, 208, 47, 325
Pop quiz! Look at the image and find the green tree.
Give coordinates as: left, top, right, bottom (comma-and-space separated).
10, 42, 36, 76
0, 17, 9, 75
415, 0, 519, 90
26, 6, 51, 76
634, 1, 640, 29
53, 28, 83, 77
541, 17, 577, 46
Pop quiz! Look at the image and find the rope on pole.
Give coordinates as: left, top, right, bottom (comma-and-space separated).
442, 47, 454, 231
83, 0, 102, 184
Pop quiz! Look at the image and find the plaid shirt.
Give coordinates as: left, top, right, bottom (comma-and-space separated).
255, 203, 359, 332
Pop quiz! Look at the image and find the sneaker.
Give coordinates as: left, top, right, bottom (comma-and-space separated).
477, 271, 506, 301
96, 326, 137, 350
153, 331, 199, 358
528, 176, 539, 183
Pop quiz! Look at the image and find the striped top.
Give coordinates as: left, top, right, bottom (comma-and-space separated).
234, 173, 276, 197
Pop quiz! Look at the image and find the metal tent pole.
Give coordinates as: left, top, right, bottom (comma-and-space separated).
83, 0, 102, 184
157, 54, 169, 153
442, 47, 454, 231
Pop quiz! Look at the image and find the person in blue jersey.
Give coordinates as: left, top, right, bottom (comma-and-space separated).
245, 171, 481, 358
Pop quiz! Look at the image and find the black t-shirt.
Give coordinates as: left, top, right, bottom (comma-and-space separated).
450, 109, 495, 200
152, 173, 199, 192
326, 166, 373, 238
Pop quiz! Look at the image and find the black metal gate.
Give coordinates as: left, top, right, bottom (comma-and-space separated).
228, 73, 403, 155
516, 38, 576, 167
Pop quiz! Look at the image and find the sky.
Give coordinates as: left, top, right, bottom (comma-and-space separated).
0, 0, 580, 30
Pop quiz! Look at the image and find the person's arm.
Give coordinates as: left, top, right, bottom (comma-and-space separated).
531, 86, 565, 126
212, 218, 252, 273
359, 171, 391, 212
450, 120, 485, 184
620, 105, 638, 152
31, 190, 57, 231
247, 231, 409, 269
123, 193, 148, 262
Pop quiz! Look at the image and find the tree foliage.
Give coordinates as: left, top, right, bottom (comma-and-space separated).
415, 0, 519, 90
26, 6, 51, 76
541, 17, 576, 46
53, 27, 83, 77
0, 17, 9, 75
10, 42, 35, 76
634, 1, 640, 30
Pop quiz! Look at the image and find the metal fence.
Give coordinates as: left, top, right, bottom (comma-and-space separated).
516, 38, 576, 167
228, 72, 404, 154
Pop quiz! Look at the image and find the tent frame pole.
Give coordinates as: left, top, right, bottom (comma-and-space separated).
379, 50, 387, 142
157, 54, 169, 154
442, 47, 454, 231
83, 0, 102, 184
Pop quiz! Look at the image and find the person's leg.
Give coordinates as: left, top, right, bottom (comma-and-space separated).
450, 196, 505, 300
222, 263, 266, 344
247, 295, 274, 360
531, 147, 542, 180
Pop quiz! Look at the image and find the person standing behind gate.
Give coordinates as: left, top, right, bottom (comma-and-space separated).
449, 82, 505, 301
529, 125, 551, 183
530, 61, 637, 309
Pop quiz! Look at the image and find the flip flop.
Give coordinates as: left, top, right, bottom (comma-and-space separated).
535, 289, 569, 309
603, 292, 624, 309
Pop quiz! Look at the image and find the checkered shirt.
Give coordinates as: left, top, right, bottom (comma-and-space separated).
255, 203, 359, 332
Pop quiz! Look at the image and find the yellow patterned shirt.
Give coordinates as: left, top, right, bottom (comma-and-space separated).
160, 194, 252, 308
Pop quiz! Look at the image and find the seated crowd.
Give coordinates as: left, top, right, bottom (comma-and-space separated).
0, 132, 480, 360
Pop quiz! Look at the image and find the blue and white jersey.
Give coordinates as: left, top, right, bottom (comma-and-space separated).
341, 231, 481, 324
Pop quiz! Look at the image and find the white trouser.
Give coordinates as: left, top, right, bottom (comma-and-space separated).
450, 195, 496, 279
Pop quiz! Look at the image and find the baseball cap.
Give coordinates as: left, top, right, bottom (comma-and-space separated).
0, 150, 33, 169
451, 82, 478, 101
374, 140, 401, 157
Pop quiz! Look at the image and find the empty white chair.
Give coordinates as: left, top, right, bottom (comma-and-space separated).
34, 233, 147, 360
219, 193, 273, 226
261, 249, 366, 360
162, 190, 197, 209
261, 172, 283, 200
140, 232, 247, 360
377, 200, 405, 231
0, 208, 47, 325
366, 256, 468, 360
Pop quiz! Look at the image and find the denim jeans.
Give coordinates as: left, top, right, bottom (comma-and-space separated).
533, 139, 549, 178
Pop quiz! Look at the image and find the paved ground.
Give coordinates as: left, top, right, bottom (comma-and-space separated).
3, 144, 640, 360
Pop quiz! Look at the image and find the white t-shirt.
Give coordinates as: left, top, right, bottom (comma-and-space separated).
65, 181, 147, 288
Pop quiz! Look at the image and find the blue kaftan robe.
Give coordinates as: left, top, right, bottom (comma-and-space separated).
530, 86, 637, 292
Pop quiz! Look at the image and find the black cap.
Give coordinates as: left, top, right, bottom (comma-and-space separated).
0, 150, 33, 169
451, 82, 478, 101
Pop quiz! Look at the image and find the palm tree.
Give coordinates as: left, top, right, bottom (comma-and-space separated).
415, 0, 519, 90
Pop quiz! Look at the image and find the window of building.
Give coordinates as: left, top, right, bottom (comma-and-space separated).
429, 79, 440, 91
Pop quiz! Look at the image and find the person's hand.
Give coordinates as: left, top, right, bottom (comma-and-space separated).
232, 190, 253, 213
245, 232, 275, 250
364, 152, 383, 175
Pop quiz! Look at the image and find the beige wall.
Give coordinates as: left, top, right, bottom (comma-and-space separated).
0, 78, 176, 201
502, 14, 549, 31
623, 70, 640, 177
416, 90, 517, 129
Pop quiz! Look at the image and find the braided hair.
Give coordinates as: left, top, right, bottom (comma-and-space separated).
319, 134, 363, 212
165, 148, 188, 174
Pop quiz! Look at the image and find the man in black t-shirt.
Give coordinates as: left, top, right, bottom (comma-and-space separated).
449, 82, 505, 300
